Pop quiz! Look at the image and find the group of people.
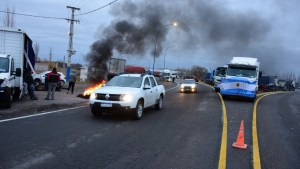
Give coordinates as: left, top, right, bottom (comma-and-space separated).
23, 67, 76, 101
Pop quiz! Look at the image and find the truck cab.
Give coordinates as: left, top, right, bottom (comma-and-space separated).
213, 66, 227, 92
0, 54, 21, 107
220, 57, 259, 100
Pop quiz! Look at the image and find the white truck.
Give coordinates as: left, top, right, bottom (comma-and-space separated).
220, 57, 260, 101
213, 66, 227, 92
0, 28, 35, 108
89, 74, 165, 120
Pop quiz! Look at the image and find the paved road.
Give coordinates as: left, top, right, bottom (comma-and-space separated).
257, 91, 300, 169
0, 85, 299, 169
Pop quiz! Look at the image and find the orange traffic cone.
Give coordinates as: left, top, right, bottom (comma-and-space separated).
232, 120, 247, 149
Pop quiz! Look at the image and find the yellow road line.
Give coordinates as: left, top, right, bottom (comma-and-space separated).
252, 92, 284, 169
252, 96, 263, 169
218, 93, 228, 169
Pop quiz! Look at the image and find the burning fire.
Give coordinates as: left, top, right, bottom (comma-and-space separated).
83, 80, 106, 96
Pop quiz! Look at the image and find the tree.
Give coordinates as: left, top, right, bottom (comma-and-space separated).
175, 68, 190, 78
2, 6, 15, 27
191, 66, 208, 81
34, 42, 40, 62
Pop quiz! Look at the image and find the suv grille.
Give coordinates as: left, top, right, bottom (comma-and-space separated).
96, 94, 121, 101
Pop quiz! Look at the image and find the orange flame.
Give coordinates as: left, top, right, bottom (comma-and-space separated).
83, 80, 106, 96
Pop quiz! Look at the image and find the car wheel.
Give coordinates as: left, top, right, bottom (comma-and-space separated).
34, 79, 41, 87
133, 100, 143, 120
155, 95, 163, 110
91, 106, 103, 117
60, 80, 65, 87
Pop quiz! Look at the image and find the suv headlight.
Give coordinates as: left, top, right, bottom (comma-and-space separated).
120, 94, 133, 102
90, 92, 97, 99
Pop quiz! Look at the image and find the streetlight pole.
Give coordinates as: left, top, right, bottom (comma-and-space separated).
152, 22, 178, 74
164, 45, 175, 71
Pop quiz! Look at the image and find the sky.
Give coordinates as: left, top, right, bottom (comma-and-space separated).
1, 0, 300, 78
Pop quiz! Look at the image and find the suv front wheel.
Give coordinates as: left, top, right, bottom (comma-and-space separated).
133, 100, 143, 120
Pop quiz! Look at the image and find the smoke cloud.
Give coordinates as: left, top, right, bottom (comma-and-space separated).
86, 0, 271, 82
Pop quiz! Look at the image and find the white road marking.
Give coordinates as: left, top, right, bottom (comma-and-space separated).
166, 83, 179, 91
0, 106, 87, 123
1, 84, 179, 123
12, 152, 55, 169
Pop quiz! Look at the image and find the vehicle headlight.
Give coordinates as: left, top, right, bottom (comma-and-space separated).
90, 92, 97, 99
180, 84, 184, 88
120, 94, 133, 102
191, 85, 196, 89
1, 79, 8, 87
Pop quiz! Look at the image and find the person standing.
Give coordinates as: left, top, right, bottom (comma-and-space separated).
67, 71, 76, 94
45, 67, 60, 100
24, 68, 38, 100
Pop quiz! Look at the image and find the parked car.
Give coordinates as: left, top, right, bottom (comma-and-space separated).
179, 79, 198, 93
32, 71, 66, 89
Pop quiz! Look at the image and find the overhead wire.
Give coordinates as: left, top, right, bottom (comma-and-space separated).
0, 10, 67, 20
76, 0, 118, 16
0, 0, 118, 20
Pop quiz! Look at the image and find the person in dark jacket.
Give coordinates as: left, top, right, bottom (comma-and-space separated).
67, 70, 76, 94
45, 67, 60, 100
24, 68, 38, 100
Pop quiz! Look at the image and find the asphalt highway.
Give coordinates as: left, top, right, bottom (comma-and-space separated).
0, 84, 299, 169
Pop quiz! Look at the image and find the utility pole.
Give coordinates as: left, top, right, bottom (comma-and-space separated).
66, 6, 80, 81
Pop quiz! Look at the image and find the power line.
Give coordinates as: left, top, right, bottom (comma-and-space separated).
76, 0, 118, 16
0, 10, 67, 20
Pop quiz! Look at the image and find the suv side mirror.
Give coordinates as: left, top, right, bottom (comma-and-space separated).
15, 68, 21, 77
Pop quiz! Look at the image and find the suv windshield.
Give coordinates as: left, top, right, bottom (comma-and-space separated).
227, 66, 256, 78
106, 76, 143, 88
0, 58, 9, 73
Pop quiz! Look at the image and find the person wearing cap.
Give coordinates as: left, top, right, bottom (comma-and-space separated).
45, 67, 60, 100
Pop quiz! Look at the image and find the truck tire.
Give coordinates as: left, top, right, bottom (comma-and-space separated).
13, 88, 21, 100
155, 95, 163, 110
133, 100, 144, 120
91, 106, 103, 117
4, 88, 12, 108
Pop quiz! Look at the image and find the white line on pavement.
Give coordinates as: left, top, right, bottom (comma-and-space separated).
0, 105, 87, 123
1, 84, 179, 123
166, 83, 179, 91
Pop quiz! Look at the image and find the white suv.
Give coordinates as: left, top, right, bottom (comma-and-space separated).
89, 74, 165, 119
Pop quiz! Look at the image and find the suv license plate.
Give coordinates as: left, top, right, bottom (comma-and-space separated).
101, 103, 112, 107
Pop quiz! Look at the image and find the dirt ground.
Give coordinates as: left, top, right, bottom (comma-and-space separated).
0, 81, 176, 120
0, 82, 92, 119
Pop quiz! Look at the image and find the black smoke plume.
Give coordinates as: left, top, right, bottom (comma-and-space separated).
86, 0, 271, 83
